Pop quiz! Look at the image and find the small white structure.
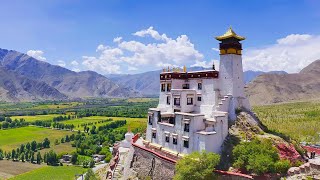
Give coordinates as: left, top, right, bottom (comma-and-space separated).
120, 131, 134, 148
145, 28, 250, 155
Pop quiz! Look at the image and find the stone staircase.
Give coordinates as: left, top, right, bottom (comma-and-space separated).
112, 161, 123, 180
215, 94, 232, 112
287, 158, 320, 179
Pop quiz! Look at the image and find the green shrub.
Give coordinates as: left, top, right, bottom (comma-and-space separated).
274, 160, 291, 174
174, 151, 220, 180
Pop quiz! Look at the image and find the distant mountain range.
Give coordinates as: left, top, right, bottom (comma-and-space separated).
246, 59, 320, 105
110, 68, 287, 97
2, 47, 315, 105
0, 48, 138, 102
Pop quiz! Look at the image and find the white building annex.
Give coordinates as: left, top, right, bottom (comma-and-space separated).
144, 28, 251, 156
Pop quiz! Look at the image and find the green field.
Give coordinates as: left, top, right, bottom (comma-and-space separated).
0, 127, 73, 151
62, 116, 146, 130
11, 166, 86, 180
253, 101, 320, 143
11, 114, 60, 122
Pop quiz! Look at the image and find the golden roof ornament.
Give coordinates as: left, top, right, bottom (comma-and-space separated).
183, 65, 187, 72
215, 27, 245, 41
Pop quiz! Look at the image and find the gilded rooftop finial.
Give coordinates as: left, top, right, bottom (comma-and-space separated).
215, 26, 245, 41
183, 65, 187, 72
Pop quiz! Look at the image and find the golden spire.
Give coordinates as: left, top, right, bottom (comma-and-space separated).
215, 27, 245, 41
183, 65, 187, 72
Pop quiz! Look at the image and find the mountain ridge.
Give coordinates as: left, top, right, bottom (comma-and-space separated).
0, 48, 139, 102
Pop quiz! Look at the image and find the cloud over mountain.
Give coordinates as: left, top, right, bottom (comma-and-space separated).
81, 27, 204, 74
243, 34, 320, 73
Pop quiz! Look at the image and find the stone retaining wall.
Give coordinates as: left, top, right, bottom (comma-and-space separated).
131, 145, 175, 180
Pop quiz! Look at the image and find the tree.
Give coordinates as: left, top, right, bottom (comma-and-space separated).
174, 151, 220, 180
89, 160, 95, 168
36, 152, 42, 164
20, 152, 25, 162
30, 152, 35, 163
232, 139, 280, 175
84, 168, 98, 180
65, 135, 70, 142
31, 141, 37, 151
46, 150, 58, 166
71, 152, 78, 165
20, 144, 25, 153
26, 142, 31, 151
43, 138, 50, 148
11, 149, 16, 160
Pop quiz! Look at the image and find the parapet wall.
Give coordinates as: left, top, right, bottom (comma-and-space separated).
132, 145, 175, 180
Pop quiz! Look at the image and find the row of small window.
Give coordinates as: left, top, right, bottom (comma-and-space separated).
151, 133, 189, 148
161, 83, 202, 92
166, 97, 201, 105
148, 116, 190, 132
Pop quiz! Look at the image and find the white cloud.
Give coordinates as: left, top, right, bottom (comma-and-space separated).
57, 60, 66, 67
71, 60, 79, 66
27, 50, 46, 61
243, 34, 320, 73
81, 26, 204, 74
133, 26, 169, 41
113, 37, 122, 43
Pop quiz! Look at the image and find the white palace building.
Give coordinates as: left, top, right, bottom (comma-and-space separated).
143, 28, 251, 157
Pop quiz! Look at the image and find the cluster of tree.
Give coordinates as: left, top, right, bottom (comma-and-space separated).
55, 134, 75, 145
174, 151, 220, 180
73, 120, 127, 156
0, 138, 50, 164
0, 117, 29, 129
75, 101, 157, 118
52, 122, 75, 130
31, 120, 51, 127
43, 150, 59, 166
80, 119, 112, 127
52, 115, 72, 122
232, 139, 292, 175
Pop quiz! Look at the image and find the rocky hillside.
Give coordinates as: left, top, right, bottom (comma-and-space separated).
246, 60, 320, 105
0, 66, 67, 102
0, 48, 138, 101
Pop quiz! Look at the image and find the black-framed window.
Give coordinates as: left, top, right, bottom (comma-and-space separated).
197, 96, 201, 101
198, 83, 202, 90
161, 84, 166, 92
157, 111, 161, 122
182, 84, 189, 89
167, 83, 171, 92
165, 136, 170, 142
184, 123, 190, 132
169, 117, 175, 125
173, 137, 177, 145
166, 96, 171, 105
174, 98, 180, 106
152, 132, 156, 139
187, 98, 193, 105
183, 140, 189, 148
148, 116, 152, 125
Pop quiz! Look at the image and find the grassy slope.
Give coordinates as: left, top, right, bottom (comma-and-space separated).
253, 101, 320, 143
10, 166, 86, 180
0, 127, 73, 151
0, 161, 43, 180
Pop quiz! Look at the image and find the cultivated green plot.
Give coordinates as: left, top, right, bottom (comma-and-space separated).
253, 101, 320, 143
61, 116, 146, 131
10, 114, 60, 122
0, 127, 73, 151
10, 166, 86, 180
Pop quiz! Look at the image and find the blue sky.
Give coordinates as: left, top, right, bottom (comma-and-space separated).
0, 0, 320, 74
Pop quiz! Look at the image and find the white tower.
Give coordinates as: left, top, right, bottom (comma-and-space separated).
216, 27, 250, 120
